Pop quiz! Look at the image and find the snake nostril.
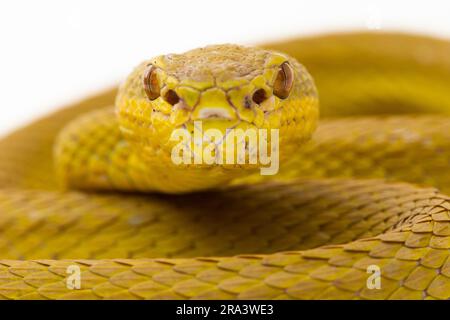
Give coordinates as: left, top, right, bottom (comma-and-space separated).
164, 90, 180, 106
252, 89, 267, 105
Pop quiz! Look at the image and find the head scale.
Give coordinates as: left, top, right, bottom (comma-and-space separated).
116, 44, 319, 167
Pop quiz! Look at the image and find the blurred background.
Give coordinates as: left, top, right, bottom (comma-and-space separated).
0, 0, 449, 136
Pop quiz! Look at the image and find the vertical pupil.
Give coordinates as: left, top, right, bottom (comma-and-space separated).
143, 65, 160, 100
150, 72, 158, 91
273, 62, 294, 99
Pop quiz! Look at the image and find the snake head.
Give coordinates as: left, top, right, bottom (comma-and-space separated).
116, 44, 318, 169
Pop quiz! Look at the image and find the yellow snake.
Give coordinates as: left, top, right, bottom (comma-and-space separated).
0, 32, 449, 300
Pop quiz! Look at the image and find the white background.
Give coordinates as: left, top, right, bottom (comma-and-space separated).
0, 0, 449, 136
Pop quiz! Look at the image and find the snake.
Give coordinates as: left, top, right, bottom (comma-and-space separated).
0, 31, 449, 300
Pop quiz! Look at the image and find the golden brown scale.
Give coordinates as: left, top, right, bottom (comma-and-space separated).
0, 180, 449, 299
0, 32, 449, 299
55, 44, 319, 193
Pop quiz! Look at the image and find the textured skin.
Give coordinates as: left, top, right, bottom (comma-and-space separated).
56, 44, 319, 193
0, 32, 450, 299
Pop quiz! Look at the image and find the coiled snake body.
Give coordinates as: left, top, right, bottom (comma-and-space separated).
0, 32, 449, 299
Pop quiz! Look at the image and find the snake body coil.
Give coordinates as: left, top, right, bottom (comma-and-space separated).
0, 32, 449, 299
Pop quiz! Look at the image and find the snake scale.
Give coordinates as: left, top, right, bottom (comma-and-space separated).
0, 32, 449, 300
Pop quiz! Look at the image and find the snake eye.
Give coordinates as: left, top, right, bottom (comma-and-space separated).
273, 61, 294, 99
143, 65, 160, 100
164, 89, 180, 106
252, 89, 267, 104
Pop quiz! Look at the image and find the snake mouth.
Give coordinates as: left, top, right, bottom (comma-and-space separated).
192, 105, 238, 121
194, 107, 235, 120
